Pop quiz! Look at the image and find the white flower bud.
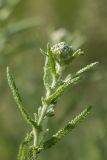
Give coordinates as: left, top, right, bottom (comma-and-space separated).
51, 42, 74, 66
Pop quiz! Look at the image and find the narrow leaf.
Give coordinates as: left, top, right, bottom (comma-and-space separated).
72, 49, 84, 59
18, 132, 33, 160
75, 62, 99, 77
43, 56, 52, 93
45, 76, 82, 105
36, 106, 92, 153
47, 43, 57, 81
6, 67, 38, 128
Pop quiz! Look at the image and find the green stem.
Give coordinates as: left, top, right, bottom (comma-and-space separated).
33, 128, 38, 147
33, 128, 39, 160
38, 104, 48, 126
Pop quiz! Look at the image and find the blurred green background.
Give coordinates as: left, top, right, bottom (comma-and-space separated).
0, 0, 107, 160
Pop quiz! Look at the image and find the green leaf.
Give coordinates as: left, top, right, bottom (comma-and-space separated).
72, 49, 84, 59
43, 56, 52, 94
75, 62, 99, 77
36, 106, 92, 153
45, 76, 82, 105
6, 67, 38, 128
18, 132, 33, 160
28, 146, 38, 160
47, 43, 57, 82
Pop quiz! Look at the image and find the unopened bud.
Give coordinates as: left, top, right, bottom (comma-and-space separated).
46, 108, 55, 117
51, 42, 74, 66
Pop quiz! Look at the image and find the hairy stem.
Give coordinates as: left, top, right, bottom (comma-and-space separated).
38, 104, 48, 126
33, 128, 38, 147
32, 128, 39, 160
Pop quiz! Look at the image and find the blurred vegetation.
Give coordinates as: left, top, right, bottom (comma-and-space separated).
0, 0, 107, 160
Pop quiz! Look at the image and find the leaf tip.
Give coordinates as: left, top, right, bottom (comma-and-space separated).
6, 66, 10, 78
87, 105, 93, 113
91, 61, 99, 68
6, 66, 9, 72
